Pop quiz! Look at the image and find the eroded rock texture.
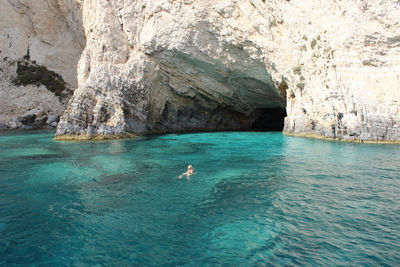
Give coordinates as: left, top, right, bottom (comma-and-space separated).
51, 0, 399, 141
282, 0, 400, 142
56, 0, 290, 139
0, 0, 84, 127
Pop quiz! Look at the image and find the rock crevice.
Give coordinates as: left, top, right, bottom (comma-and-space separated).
4, 0, 393, 142
0, 0, 84, 128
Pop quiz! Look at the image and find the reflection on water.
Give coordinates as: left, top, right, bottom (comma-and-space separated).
0, 130, 399, 265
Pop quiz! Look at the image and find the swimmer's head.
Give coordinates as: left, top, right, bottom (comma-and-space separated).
188, 165, 193, 170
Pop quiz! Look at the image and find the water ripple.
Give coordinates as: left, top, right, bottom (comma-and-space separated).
0, 131, 399, 265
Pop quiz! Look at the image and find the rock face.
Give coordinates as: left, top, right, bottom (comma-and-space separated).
55, 0, 400, 142
281, 1, 400, 142
2, 0, 395, 142
56, 0, 290, 139
0, 0, 84, 128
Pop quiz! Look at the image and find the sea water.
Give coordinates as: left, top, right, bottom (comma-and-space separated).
0, 130, 399, 266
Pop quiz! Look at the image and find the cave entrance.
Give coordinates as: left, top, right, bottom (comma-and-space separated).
251, 107, 287, 131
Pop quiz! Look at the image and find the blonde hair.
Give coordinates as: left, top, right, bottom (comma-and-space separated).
188, 165, 193, 169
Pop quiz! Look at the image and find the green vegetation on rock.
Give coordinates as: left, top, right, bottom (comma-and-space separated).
13, 60, 67, 97
310, 39, 317, 49
293, 66, 302, 75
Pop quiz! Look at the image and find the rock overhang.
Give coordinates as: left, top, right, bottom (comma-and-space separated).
153, 50, 284, 107
146, 50, 287, 132
55, 0, 400, 142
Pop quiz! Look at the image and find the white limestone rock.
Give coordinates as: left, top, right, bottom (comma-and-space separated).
0, 0, 84, 127
46, 114, 60, 124
4, 0, 394, 142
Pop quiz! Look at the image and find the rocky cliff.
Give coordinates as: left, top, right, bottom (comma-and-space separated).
0, 0, 84, 129
55, 0, 400, 142
56, 0, 289, 139
2, 0, 399, 142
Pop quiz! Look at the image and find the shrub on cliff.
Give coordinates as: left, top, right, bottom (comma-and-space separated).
12, 60, 67, 96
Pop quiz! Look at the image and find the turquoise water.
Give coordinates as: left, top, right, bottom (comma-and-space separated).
0, 130, 399, 266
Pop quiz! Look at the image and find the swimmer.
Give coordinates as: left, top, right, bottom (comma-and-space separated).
179, 165, 194, 179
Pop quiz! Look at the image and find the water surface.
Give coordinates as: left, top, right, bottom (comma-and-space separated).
0, 130, 399, 265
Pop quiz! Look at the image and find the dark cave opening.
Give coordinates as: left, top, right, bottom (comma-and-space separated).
251, 107, 287, 132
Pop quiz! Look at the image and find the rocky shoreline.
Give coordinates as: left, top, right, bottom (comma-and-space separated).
0, 111, 60, 130
283, 131, 400, 144
1, 1, 399, 143
54, 0, 400, 142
